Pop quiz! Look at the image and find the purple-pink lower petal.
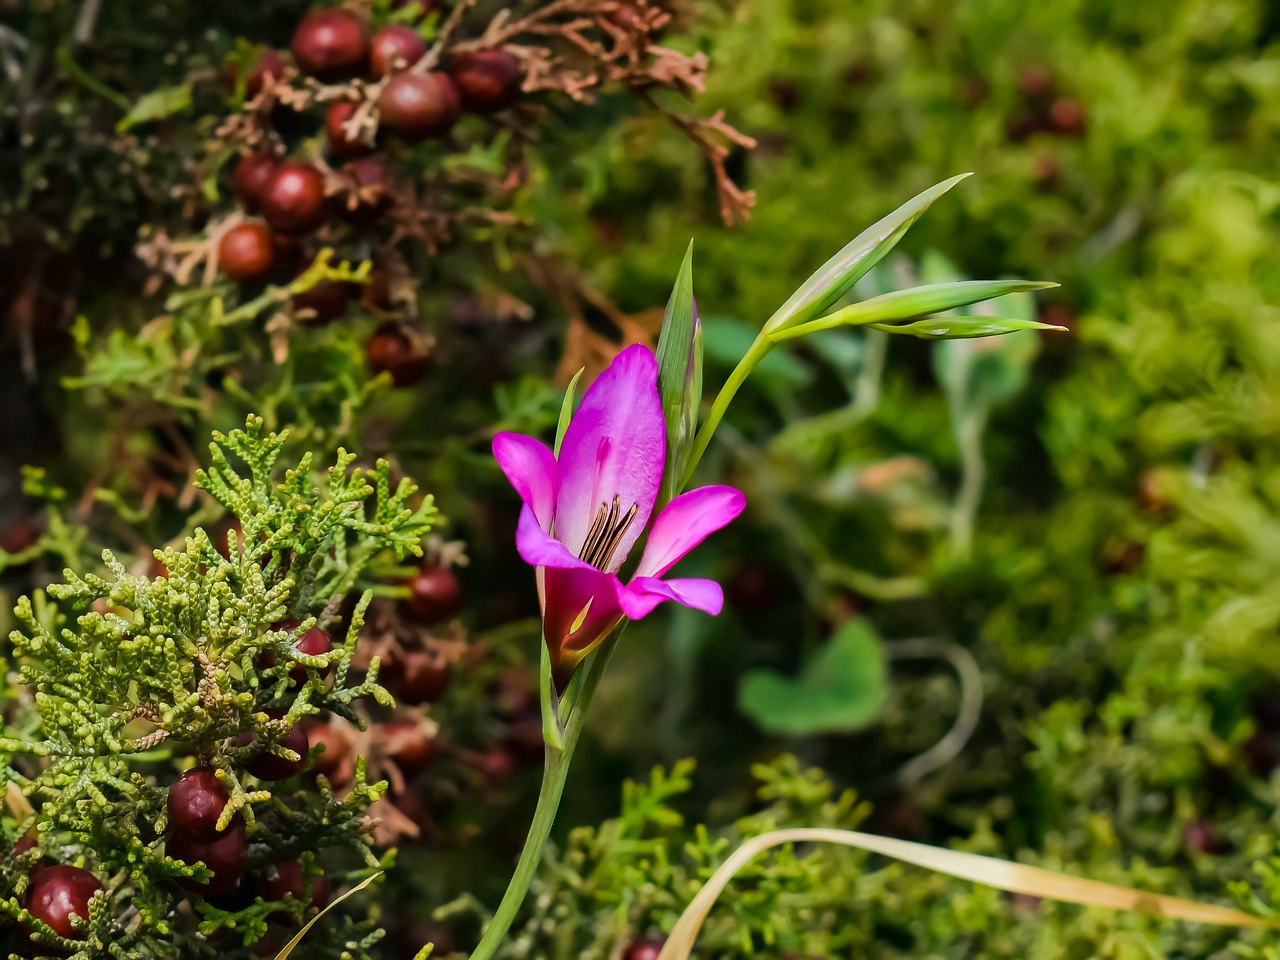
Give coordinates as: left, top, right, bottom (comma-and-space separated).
619, 576, 724, 620
633, 485, 746, 579
554, 344, 665, 570
514, 506, 598, 572
493, 432, 559, 531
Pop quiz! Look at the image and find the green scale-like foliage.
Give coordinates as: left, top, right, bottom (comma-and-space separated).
0, 415, 436, 959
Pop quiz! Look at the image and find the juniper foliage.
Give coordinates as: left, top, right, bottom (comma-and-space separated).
0, 415, 436, 959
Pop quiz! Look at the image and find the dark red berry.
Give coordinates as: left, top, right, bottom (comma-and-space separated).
379, 72, 460, 142
370, 25, 427, 77
306, 721, 352, 779
384, 722, 436, 776
292, 271, 353, 326
292, 11, 370, 82
218, 221, 276, 284
293, 625, 334, 674
167, 767, 230, 841
225, 48, 286, 99
24, 866, 100, 940
247, 721, 310, 781
331, 156, 395, 226
624, 939, 666, 960
364, 269, 394, 309
261, 859, 330, 920
1017, 64, 1055, 100
401, 564, 460, 624
232, 153, 281, 211
169, 823, 249, 896
390, 651, 452, 705
13, 834, 37, 857
325, 101, 373, 159
1185, 822, 1224, 855
0, 517, 40, 554
450, 49, 523, 114
257, 620, 333, 685
260, 162, 328, 236
1049, 97, 1085, 136
367, 324, 432, 386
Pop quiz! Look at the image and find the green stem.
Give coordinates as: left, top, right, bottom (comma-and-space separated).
680, 335, 773, 490
466, 636, 618, 960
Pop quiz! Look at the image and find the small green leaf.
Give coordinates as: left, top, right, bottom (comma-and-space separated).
764, 173, 973, 335
872, 316, 1068, 340
655, 240, 699, 503
771, 280, 1059, 342
554, 368, 585, 457
738, 619, 888, 735
117, 84, 193, 132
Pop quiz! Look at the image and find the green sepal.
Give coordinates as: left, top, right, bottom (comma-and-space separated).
554, 368, 585, 457
764, 173, 973, 335
770, 279, 1059, 342
654, 240, 700, 502
539, 637, 566, 752
870, 315, 1068, 339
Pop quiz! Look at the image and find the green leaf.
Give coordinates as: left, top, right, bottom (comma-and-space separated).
117, 84, 193, 132
764, 173, 973, 335
738, 619, 888, 735
554, 368, 584, 457
871, 316, 1068, 340
770, 280, 1059, 342
655, 240, 699, 503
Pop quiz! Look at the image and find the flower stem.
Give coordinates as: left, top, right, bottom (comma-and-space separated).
465, 635, 618, 960
680, 334, 773, 490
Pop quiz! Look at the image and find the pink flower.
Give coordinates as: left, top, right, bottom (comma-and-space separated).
493, 344, 745, 686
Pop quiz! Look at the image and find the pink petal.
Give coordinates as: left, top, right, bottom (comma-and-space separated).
493, 432, 559, 531
619, 576, 724, 620
514, 505, 597, 572
633, 485, 746, 579
554, 344, 665, 571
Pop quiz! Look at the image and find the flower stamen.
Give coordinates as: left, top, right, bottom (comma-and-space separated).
578, 496, 639, 570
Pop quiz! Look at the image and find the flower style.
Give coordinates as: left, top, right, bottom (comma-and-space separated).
493, 344, 745, 686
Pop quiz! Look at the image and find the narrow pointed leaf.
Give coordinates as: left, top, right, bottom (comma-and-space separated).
539, 637, 566, 751
764, 173, 973, 334
654, 241, 699, 501
553, 368, 584, 457
656, 829, 1273, 960
771, 280, 1059, 342
872, 316, 1068, 340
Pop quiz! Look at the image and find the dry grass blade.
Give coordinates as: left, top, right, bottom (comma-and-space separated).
272, 870, 383, 959
656, 828, 1273, 960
